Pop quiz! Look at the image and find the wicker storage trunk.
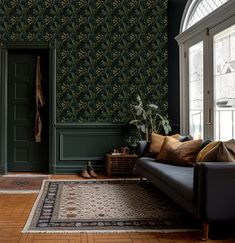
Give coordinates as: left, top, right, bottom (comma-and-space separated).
106, 154, 137, 177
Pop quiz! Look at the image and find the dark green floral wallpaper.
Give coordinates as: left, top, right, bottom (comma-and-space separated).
0, 0, 168, 123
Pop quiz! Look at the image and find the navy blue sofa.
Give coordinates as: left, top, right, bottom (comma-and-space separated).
134, 141, 235, 240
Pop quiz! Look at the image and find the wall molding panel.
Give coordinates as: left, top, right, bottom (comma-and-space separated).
55, 123, 128, 174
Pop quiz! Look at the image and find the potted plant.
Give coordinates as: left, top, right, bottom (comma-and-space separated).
129, 95, 171, 141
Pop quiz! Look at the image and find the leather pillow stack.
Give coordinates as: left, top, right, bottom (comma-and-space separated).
196, 139, 235, 162
148, 132, 235, 166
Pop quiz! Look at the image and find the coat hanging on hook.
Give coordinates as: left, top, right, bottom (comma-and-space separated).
34, 56, 45, 143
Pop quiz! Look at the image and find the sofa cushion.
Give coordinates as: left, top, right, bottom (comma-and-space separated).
196, 139, 235, 162
200, 139, 212, 150
196, 141, 219, 162
136, 157, 195, 202
178, 135, 193, 142
149, 132, 180, 155
149, 133, 165, 155
156, 136, 202, 166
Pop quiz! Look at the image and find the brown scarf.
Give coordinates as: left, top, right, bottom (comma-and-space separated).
34, 56, 45, 143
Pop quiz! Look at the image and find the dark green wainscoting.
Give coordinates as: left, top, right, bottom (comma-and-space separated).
54, 123, 128, 174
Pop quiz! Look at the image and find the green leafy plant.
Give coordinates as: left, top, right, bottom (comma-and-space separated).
129, 95, 171, 141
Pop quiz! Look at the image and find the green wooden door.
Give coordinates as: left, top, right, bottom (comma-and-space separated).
7, 50, 49, 172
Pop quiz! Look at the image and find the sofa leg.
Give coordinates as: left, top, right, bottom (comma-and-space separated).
202, 222, 209, 241
140, 175, 143, 183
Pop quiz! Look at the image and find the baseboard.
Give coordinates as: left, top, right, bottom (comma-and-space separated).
54, 164, 106, 174
0, 164, 6, 174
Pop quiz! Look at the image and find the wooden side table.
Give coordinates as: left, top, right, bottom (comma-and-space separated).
106, 154, 138, 177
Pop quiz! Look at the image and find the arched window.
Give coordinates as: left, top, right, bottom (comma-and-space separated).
183, 0, 230, 31
176, 0, 235, 140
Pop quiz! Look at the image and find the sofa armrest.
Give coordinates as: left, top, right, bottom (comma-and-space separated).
197, 162, 235, 222
136, 140, 149, 157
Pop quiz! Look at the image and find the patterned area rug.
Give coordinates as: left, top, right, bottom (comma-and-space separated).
0, 175, 50, 193
23, 179, 200, 233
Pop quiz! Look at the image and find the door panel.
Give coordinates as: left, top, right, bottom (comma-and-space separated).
188, 41, 204, 139
8, 51, 49, 172
213, 24, 235, 140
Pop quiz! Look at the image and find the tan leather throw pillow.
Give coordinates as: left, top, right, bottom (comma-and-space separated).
149, 132, 180, 155
220, 139, 235, 162
156, 136, 202, 166
149, 133, 165, 155
196, 141, 220, 162
197, 139, 235, 162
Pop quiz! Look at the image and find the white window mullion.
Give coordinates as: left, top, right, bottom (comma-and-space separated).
179, 44, 189, 135
205, 28, 214, 140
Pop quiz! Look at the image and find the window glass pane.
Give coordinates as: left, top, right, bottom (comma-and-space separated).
189, 41, 203, 139
216, 111, 233, 141
214, 24, 235, 141
186, 0, 230, 29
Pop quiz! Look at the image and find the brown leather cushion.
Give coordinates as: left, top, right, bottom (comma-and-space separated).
196, 139, 235, 162
196, 141, 220, 162
149, 132, 180, 155
156, 136, 202, 166
223, 139, 235, 161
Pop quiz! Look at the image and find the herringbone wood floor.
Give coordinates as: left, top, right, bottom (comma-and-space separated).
0, 174, 234, 243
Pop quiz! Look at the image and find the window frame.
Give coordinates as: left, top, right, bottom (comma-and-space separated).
177, 0, 234, 47
209, 17, 235, 140
182, 0, 230, 31
176, 0, 235, 138
179, 31, 209, 138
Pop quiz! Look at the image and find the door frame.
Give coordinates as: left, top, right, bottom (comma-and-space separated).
208, 16, 235, 140
179, 30, 209, 139
178, 15, 235, 140
0, 42, 56, 174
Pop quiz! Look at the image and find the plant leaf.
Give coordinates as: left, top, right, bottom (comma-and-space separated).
136, 108, 142, 116
140, 124, 146, 133
148, 104, 158, 110
129, 119, 142, 125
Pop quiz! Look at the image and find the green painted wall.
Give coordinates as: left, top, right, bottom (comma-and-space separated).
168, 0, 187, 133
0, 0, 168, 123
55, 123, 128, 174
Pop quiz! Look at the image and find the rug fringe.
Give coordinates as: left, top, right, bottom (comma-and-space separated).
0, 190, 39, 194
40, 178, 145, 182
22, 179, 48, 233
22, 229, 201, 234
3, 174, 50, 178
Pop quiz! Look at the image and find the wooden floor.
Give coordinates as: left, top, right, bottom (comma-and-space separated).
0, 174, 234, 243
